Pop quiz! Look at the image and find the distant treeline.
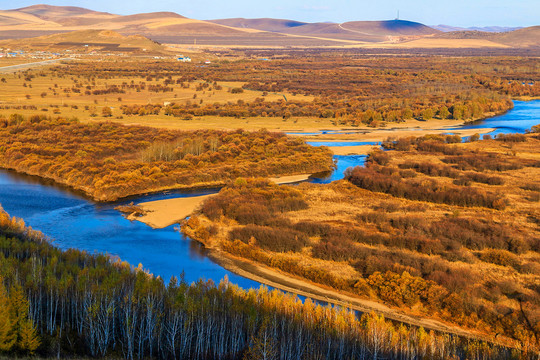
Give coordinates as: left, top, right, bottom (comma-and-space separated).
45, 55, 536, 126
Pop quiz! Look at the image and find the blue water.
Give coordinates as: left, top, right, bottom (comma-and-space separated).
307, 141, 379, 147
444, 100, 540, 136
0, 171, 259, 288
0, 99, 538, 290
310, 155, 367, 184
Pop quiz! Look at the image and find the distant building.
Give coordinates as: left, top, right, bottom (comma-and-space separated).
204, 60, 211, 64
177, 56, 191, 62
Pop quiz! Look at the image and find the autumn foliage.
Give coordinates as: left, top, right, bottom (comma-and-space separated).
0, 115, 333, 201
186, 135, 540, 352
0, 208, 524, 359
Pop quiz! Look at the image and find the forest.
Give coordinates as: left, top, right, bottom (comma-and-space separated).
184, 133, 540, 355
0, 114, 333, 201
0, 207, 524, 359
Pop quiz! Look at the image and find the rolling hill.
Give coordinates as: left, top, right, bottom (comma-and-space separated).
0, 5, 257, 36
491, 26, 540, 47
432, 26, 540, 47
433, 24, 522, 33
0, 29, 166, 53
209, 18, 308, 32
340, 20, 440, 36
0, 4, 537, 48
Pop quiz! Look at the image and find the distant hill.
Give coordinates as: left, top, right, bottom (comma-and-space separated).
0, 5, 255, 37
432, 24, 522, 33
209, 18, 441, 43
0, 4, 537, 48
12, 4, 116, 22
433, 26, 540, 47
0, 29, 166, 53
490, 26, 540, 47
277, 19, 439, 42
341, 20, 440, 36
209, 18, 308, 32
435, 30, 494, 40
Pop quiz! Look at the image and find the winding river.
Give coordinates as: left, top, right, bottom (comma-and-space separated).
0, 100, 538, 290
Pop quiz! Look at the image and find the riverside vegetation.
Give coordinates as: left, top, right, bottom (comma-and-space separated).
0, 207, 528, 359
0, 50, 540, 359
0, 115, 333, 201
184, 131, 540, 356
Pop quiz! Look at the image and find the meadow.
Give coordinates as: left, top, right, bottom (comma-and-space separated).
2, 54, 539, 136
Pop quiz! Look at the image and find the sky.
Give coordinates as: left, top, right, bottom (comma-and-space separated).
2, 0, 539, 27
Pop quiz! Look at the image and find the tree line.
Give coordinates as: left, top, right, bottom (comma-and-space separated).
0, 208, 521, 359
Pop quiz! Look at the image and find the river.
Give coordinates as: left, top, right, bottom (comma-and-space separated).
0, 100, 538, 289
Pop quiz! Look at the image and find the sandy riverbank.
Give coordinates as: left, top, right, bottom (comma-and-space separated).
269, 174, 312, 184
126, 174, 314, 228
305, 126, 496, 144
322, 127, 496, 155
199, 245, 489, 342
129, 194, 216, 229
328, 145, 376, 156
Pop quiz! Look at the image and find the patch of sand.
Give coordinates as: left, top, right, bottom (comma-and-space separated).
269, 174, 312, 184
328, 145, 376, 155
310, 127, 496, 144
131, 194, 216, 229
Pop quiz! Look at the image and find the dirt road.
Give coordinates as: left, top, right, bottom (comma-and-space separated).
0, 58, 74, 72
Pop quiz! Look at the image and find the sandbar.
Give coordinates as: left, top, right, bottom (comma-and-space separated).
130, 194, 216, 229
269, 174, 312, 184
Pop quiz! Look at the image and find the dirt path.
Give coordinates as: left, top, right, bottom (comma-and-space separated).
0, 58, 74, 72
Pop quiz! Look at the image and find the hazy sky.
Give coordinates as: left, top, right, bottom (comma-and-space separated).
3, 0, 539, 27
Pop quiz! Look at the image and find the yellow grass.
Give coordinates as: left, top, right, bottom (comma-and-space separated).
392, 38, 509, 49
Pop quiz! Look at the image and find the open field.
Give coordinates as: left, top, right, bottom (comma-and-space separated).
0, 57, 53, 67
0, 54, 537, 142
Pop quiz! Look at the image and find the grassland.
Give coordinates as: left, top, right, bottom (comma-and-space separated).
0, 49, 539, 353
1, 54, 537, 144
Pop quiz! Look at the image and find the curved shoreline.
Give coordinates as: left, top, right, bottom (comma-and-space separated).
1, 103, 533, 345
191, 237, 502, 344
